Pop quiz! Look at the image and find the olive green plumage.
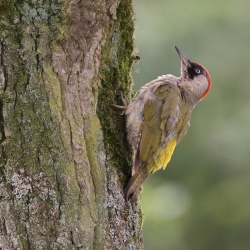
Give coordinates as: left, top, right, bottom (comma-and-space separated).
124, 46, 212, 201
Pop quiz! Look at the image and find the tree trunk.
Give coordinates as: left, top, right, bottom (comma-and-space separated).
0, 0, 143, 249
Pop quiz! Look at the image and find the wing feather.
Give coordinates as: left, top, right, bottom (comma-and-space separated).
135, 83, 181, 173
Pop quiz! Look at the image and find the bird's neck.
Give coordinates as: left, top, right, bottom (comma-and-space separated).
177, 81, 201, 107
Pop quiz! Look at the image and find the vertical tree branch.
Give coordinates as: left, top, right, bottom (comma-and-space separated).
0, 0, 143, 249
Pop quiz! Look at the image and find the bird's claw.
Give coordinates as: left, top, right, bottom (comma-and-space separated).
112, 91, 128, 115
120, 91, 128, 107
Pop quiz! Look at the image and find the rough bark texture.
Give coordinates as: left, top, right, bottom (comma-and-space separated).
0, 0, 143, 249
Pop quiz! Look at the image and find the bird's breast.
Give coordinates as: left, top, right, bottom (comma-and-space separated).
174, 103, 193, 143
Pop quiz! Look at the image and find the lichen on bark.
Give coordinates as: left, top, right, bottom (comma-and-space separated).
0, 0, 72, 249
0, 0, 143, 249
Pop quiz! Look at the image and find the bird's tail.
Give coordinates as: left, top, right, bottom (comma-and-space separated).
124, 167, 148, 201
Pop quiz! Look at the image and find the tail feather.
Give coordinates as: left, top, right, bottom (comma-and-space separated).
124, 167, 148, 201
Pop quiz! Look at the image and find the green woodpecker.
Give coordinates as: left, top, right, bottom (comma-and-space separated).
124, 46, 212, 201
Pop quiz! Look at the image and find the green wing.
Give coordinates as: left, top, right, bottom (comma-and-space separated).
138, 83, 181, 173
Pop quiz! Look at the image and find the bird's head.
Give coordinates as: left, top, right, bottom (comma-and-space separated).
175, 45, 212, 101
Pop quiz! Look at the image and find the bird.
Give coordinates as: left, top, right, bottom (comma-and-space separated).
122, 46, 212, 201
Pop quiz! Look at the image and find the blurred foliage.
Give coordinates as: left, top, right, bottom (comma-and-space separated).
132, 0, 250, 249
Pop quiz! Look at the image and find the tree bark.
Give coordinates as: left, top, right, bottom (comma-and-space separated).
0, 0, 143, 249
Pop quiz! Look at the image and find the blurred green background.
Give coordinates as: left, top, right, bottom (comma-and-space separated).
132, 0, 250, 249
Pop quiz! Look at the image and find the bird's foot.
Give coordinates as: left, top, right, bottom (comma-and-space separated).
112, 91, 128, 115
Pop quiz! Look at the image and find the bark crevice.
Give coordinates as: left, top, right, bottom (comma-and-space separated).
0, 0, 144, 249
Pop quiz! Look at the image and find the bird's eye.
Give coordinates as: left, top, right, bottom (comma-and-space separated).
195, 68, 201, 74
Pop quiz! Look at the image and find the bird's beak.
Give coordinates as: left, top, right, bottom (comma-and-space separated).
175, 46, 192, 68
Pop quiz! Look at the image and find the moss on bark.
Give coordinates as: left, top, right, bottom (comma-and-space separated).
0, 0, 144, 249
97, 0, 135, 178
